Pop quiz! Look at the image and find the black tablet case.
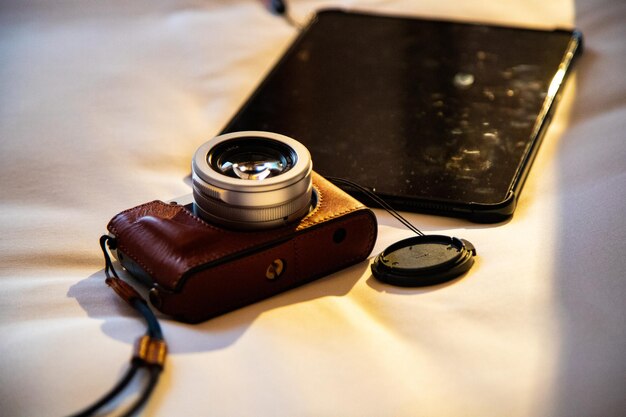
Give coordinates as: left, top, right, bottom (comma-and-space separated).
222, 9, 582, 222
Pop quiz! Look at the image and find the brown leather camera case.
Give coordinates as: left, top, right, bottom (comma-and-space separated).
108, 173, 378, 323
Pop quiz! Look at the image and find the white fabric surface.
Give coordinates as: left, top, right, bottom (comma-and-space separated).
1, 0, 625, 416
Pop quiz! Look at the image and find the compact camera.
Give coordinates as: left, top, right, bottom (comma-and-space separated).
108, 132, 378, 323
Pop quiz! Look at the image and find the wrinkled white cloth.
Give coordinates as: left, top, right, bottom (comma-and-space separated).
1, 1, 624, 416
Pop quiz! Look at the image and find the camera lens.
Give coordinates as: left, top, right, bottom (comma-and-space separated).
192, 131, 313, 230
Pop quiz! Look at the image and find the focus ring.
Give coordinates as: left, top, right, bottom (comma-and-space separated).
191, 170, 312, 208
193, 184, 313, 225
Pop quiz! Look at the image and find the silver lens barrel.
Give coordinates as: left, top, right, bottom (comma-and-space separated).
191, 131, 313, 229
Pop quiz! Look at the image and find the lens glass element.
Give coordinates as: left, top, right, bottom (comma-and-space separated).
209, 138, 295, 180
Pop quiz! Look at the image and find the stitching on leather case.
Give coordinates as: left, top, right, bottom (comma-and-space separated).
172, 211, 377, 319
107, 201, 211, 281
297, 205, 363, 230
172, 209, 376, 293
302, 185, 323, 221
114, 241, 156, 280
107, 200, 161, 233
107, 202, 163, 279
291, 212, 377, 280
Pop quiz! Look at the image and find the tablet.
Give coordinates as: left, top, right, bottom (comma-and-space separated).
221, 9, 582, 222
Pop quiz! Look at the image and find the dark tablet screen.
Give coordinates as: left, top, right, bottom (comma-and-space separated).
222, 10, 579, 220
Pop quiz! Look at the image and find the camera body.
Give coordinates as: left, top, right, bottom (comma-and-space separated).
108, 172, 377, 323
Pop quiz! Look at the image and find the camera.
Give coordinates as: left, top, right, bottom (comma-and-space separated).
108, 132, 378, 323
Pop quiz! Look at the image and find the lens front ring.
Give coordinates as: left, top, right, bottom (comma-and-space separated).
191, 131, 313, 229
193, 132, 311, 194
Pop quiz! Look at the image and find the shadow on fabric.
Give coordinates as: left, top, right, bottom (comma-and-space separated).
68, 260, 369, 354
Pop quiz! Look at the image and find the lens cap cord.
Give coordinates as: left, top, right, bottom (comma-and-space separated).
69, 236, 167, 417
327, 177, 477, 287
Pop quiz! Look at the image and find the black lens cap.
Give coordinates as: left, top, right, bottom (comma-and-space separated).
371, 235, 476, 287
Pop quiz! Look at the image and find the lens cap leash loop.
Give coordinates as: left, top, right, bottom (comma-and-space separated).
69, 236, 167, 417
327, 177, 477, 287
326, 177, 425, 237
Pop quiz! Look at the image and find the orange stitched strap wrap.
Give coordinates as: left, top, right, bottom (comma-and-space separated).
133, 335, 167, 368
106, 277, 143, 305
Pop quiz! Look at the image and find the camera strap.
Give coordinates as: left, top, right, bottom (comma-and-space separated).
69, 235, 167, 417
